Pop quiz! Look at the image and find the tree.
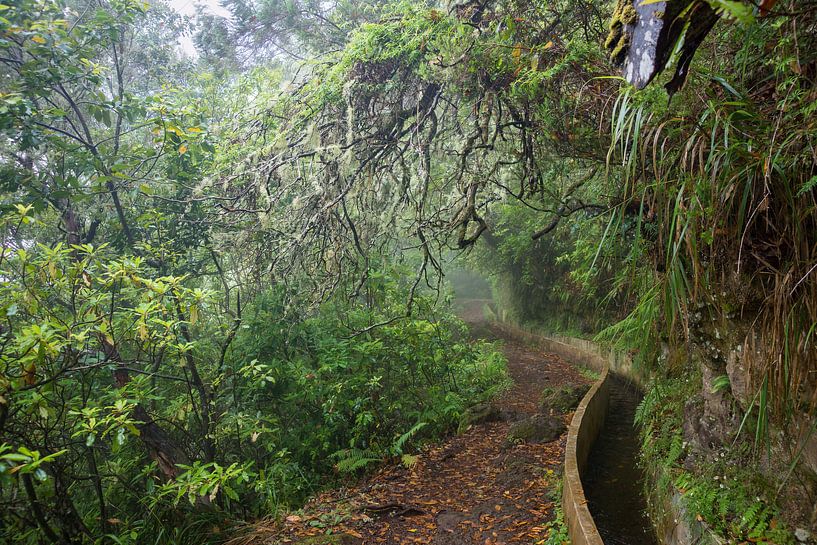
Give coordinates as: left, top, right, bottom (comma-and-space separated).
199, 1, 618, 307
0, 2, 226, 540
195, 0, 391, 67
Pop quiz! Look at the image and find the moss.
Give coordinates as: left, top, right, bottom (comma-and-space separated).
604, 23, 621, 50
539, 384, 589, 413
606, 0, 638, 65
618, 3, 638, 25
609, 0, 638, 29
457, 402, 502, 434
608, 32, 631, 65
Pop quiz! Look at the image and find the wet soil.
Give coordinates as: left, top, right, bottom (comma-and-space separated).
582, 374, 659, 545
235, 300, 589, 545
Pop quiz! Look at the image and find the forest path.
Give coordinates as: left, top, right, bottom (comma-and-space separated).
233, 300, 588, 545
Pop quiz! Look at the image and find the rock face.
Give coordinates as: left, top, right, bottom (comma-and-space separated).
539, 384, 590, 414
457, 402, 503, 433
506, 414, 566, 445
725, 344, 751, 409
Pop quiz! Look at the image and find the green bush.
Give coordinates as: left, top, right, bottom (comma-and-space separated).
222, 289, 509, 490
0, 244, 507, 544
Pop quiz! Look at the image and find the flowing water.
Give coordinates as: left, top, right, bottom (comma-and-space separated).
582, 374, 659, 545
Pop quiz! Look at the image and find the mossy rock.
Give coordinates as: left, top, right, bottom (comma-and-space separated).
458, 402, 502, 434
539, 384, 590, 414
506, 414, 566, 444
295, 534, 362, 545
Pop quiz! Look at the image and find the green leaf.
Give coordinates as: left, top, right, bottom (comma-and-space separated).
710, 75, 741, 98
706, 0, 755, 24
1, 453, 32, 462
711, 375, 731, 394
797, 175, 817, 197
89, 105, 103, 123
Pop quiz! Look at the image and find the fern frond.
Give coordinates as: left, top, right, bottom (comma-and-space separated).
391, 421, 427, 456
331, 448, 381, 473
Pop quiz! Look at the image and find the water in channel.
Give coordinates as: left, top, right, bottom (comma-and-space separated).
582, 374, 659, 545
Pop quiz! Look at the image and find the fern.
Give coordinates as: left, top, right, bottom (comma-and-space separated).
740, 501, 763, 532
390, 421, 427, 456
634, 384, 662, 426
330, 448, 381, 474
331, 421, 428, 474
718, 494, 730, 519
674, 472, 693, 492
400, 454, 419, 469
666, 433, 684, 465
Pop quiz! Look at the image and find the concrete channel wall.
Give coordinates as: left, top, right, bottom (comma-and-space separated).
537, 335, 722, 545
491, 322, 657, 545
563, 365, 609, 545
535, 336, 622, 545
490, 325, 626, 545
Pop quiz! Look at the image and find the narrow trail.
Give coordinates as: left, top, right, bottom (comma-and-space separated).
235, 301, 588, 545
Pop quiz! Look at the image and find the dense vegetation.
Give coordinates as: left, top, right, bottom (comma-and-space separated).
1, 0, 815, 543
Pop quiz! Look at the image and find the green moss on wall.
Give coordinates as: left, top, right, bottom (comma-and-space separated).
606, 0, 639, 65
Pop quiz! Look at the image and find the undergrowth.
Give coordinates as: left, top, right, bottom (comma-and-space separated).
539, 476, 569, 545
227, 289, 510, 492
636, 374, 795, 545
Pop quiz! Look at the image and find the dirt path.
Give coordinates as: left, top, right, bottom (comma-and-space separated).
234, 303, 588, 545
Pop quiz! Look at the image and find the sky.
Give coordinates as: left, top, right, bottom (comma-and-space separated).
165, 0, 232, 56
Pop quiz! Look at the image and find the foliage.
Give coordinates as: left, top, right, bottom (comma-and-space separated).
472, 200, 621, 334
197, 0, 619, 305
585, 17, 817, 538
227, 287, 508, 480
539, 476, 569, 545
636, 374, 795, 544
540, 505, 570, 545
2, 0, 817, 542
0, 0, 510, 542
194, 0, 390, 69
0, 224, 506, 542
596, 9, 817, 419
